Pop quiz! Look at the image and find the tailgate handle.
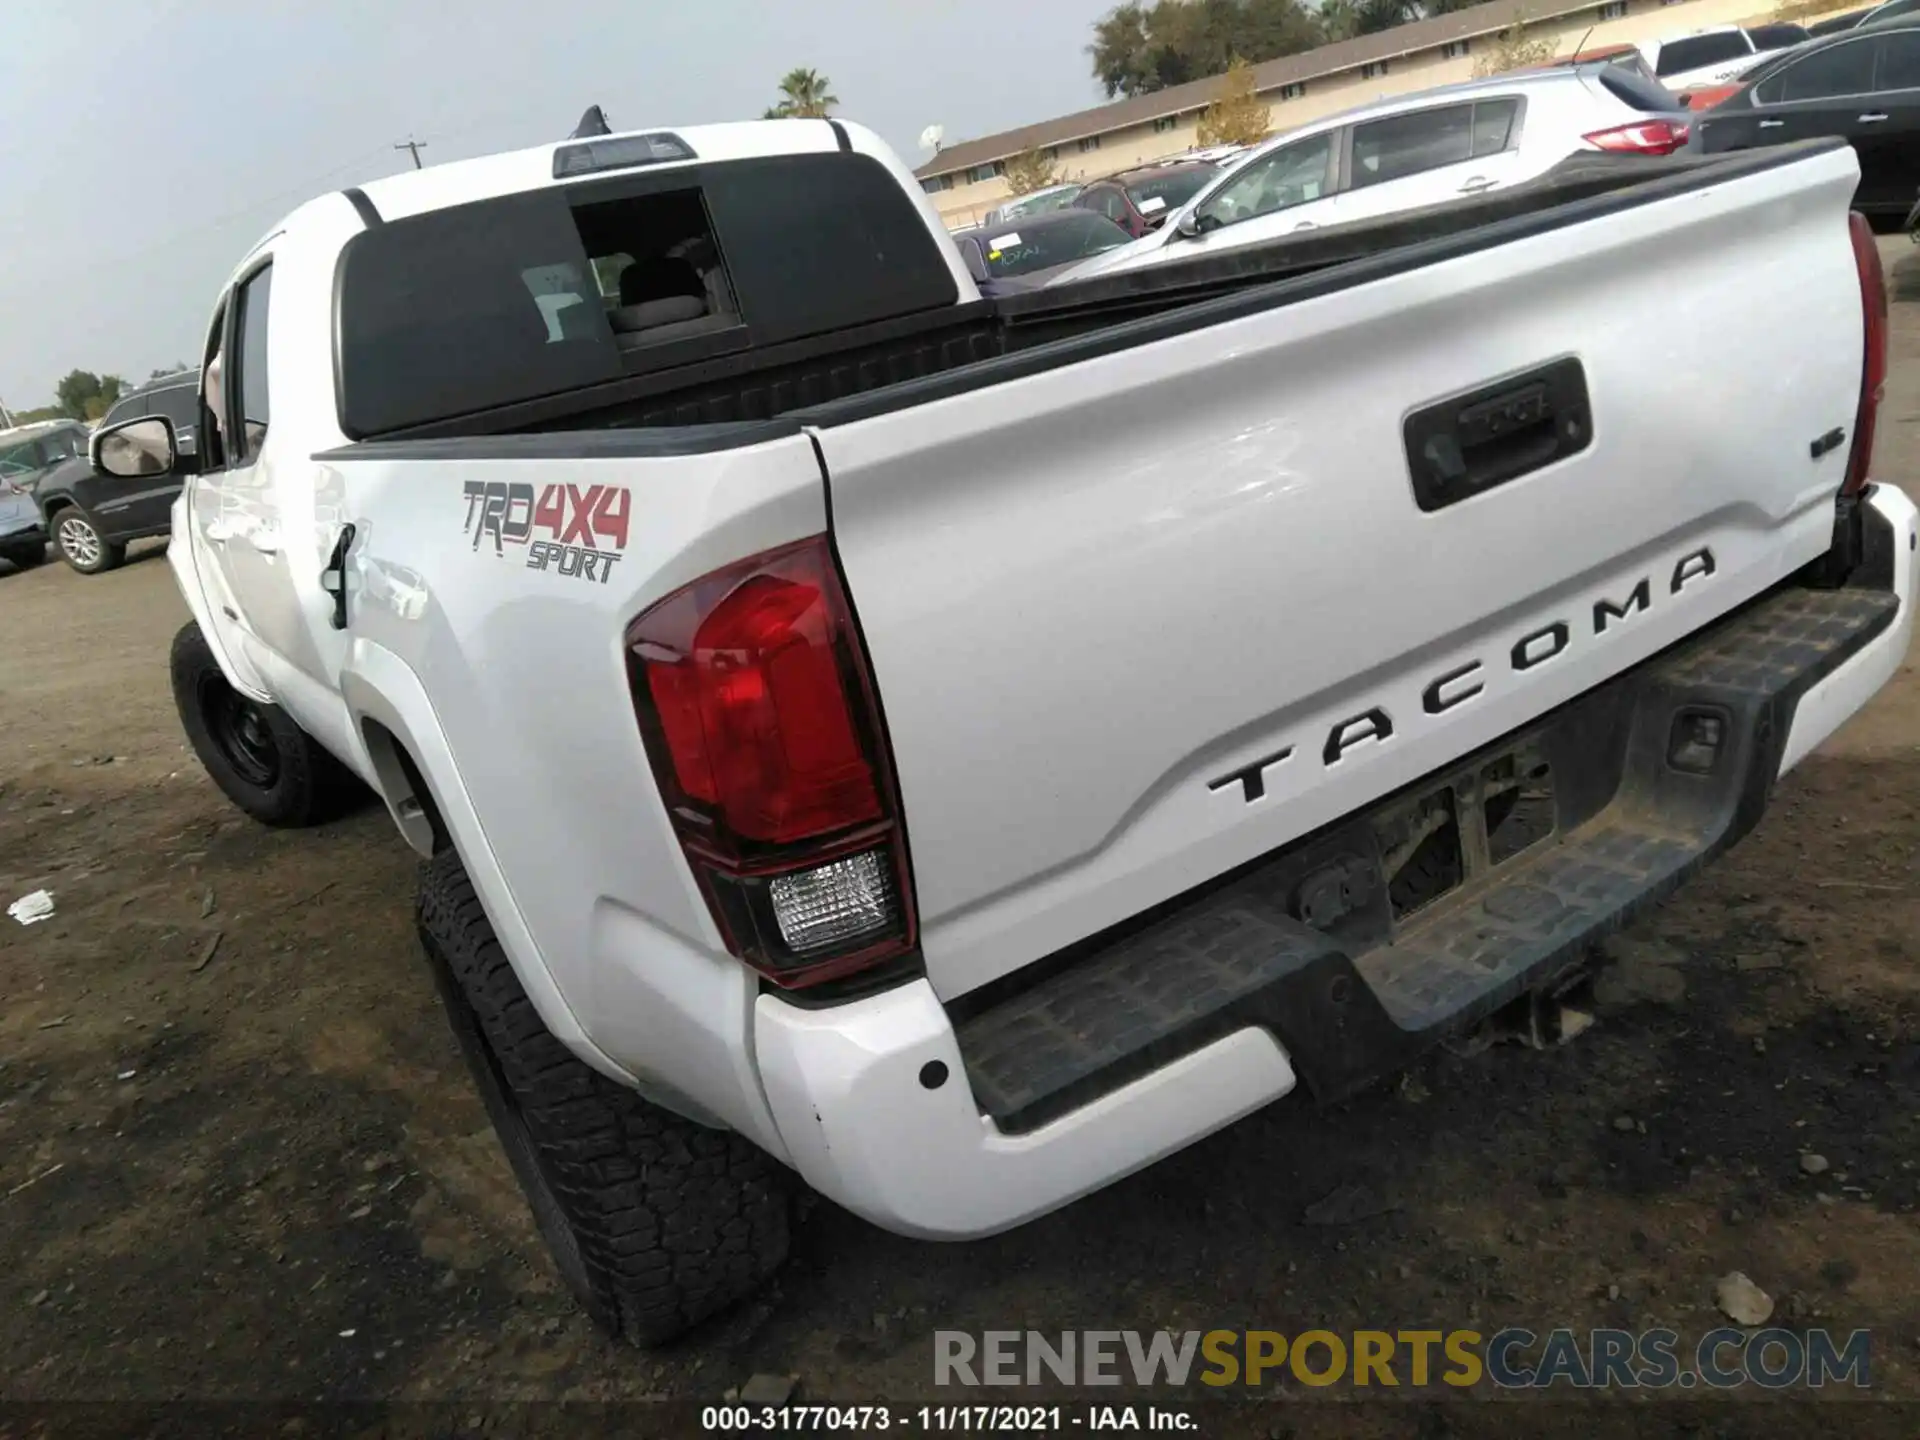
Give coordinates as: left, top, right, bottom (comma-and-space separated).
1403, 358, 1592, 513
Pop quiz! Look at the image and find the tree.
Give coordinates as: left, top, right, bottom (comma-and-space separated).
1474, 21, 1557, 76
764, 67, 839, 119
1090, 0, 1322, 98
149, 363, 191, 382
1003, 147, 1063, 196
53, 370, 126, 423
1196, 57, 1273, 147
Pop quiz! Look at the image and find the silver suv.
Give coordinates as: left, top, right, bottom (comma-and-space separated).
0, 420, 87, 571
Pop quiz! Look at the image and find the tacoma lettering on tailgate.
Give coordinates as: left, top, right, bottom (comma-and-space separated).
1210, 547, 1718, 803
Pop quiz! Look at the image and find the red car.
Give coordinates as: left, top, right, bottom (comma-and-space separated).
1073, 162, 1219, 238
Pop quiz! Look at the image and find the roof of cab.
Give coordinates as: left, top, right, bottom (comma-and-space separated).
354, 117, 848, 224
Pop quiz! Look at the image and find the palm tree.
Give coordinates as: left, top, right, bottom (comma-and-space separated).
765, 67, 839, 119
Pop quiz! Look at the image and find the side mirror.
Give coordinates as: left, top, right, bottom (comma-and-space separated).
92, 415, 178, 480
1174, 209, 1204, 240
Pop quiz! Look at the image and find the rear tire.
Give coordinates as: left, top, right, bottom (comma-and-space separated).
52, 507, 124, 574
415, 849, 792, 1344
170, 620, 351, 827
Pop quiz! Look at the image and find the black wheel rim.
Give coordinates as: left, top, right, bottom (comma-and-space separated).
198, 675, 280, 788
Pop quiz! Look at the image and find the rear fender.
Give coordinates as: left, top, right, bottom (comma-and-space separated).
339, 637, 646, 1094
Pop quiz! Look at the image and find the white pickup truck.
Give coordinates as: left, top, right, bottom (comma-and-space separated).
97, 117, 1913, 1344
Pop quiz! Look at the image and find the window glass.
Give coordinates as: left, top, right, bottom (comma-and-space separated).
1655, 32, 1753, 76
1757, 38, 1875, 100
336, 153, 955, 438
1197, 131, 1335, 227
1747, 22, 1808, 49
149, 387, 201, 455
1084, 187, 1127, 221
232, 265, 273, 462
977, 212, 1132, 277
1470, 99, 1521, 156
1876, 30, 1920, 90
1125, 167, 1213, 218
101, 394, 147, 428
38, 427, 85, 465
1351, 104, 1474, 189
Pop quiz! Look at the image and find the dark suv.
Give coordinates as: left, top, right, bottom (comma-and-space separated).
38, 371, 200, 574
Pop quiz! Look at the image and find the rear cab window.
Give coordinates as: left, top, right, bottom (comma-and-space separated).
1655, 32, 1754, 77
335, 142, 960, 439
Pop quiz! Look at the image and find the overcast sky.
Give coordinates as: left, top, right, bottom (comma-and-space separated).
0, 0, 1117, 409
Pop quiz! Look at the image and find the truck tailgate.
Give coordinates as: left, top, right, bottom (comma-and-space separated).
810, 144, 1867, 1000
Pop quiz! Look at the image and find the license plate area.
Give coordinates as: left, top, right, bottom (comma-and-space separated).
1372, 739, 1558, 923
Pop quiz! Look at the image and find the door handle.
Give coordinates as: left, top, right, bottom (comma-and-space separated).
1292, 221, 1316, 231
1459, 176, 1498, 193
320, 523, 356, 630
1758, 118, 1786, 129
1860, 112, 1890, 123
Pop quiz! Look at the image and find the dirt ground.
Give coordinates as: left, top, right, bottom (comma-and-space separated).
5, 263, 1920, 1439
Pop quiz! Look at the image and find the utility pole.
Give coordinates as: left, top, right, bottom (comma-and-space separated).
394, 137, 427, 170
0, 399, 14, 430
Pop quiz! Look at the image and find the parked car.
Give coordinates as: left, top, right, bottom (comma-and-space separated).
35, 371, 199, 573
0, 419, 89, 493
1639, 27, 1779, 92
0, 475, 46, 569
0, 420, 89, 570
951, 209, 1136, 292
1073, 160, 1220, 237
1051, 65, 1691, 282
1691, 18, 1920, 228
110, 113, 1909, 1348
1669, 23, 1812, 108
980, 183, 1083, 228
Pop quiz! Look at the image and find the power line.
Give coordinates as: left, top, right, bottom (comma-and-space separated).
395, 137, 428, 169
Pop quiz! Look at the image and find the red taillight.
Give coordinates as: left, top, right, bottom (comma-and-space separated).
628, 535, 915, 988
1583, 119, 1690, 155
1844, 210, 1888, 498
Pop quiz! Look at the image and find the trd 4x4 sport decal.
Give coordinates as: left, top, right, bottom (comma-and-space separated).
461, 480, 630, 584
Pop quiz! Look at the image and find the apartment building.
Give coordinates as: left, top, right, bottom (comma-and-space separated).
916, 0, 1839, 227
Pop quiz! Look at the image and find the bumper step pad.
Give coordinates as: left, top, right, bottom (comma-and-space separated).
954, 583, 1899, 1134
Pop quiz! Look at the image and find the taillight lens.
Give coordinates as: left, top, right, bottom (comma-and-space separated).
627, 535, 916, 988
1844, 209, 1888, 497
1583, 119, 1690, 155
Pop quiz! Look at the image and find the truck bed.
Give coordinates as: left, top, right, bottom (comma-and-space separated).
361, 144, 1835, 445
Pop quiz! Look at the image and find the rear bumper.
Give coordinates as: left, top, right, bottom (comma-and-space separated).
755, 485, 1916, 1240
